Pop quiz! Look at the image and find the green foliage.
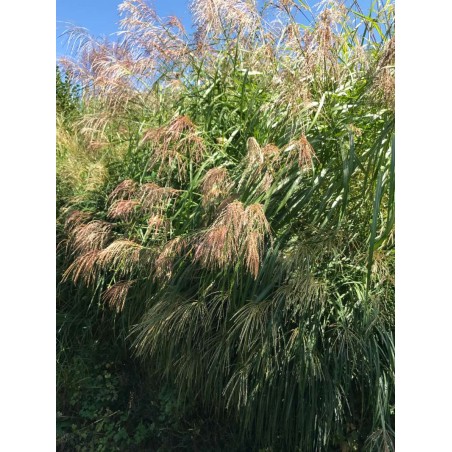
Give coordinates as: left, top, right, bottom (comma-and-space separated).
56, 295, 244, 451
56, 65, 79, 121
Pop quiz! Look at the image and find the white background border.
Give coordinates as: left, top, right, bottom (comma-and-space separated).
2, 0, 451, 449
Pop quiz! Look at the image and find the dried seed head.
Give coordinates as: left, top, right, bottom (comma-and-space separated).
349, 124, 363, 137
147, 214, 170, 237
155, 236, 186, 280
262, 144, 280, 160
145, 116, 205, 180
108, 179, 138, 203
140, 127, 165, 146
285, 23, 301, 47
102, 280, 135, 313
257, 171, 274, 193
186, 134, 206, 163
201, 167, 232, 206
62, 250, 101, 286
244, 230, 261, 278
97, 239, 142, 273
191, 0, 259, 36
284, 134, 317, 170
139, 183, 180, 211
64, 210, 92, 233
279, 0, 295, 8
167, 15, 185, 33
246, 137, 264, 167
194, 201, 271, 278
87, 140, 108, 152
85, 162, 107, 192
194, 225, 231, 268
373, 37, 395, 108
149, 147, 185, 180
166, 115, 195, 138
244, 203, 271, 236
71, 221, 112, 255
380, 37, 395, 69
297, 134, 316, 168
107, 199, 140, 221
218, 201, 246, 240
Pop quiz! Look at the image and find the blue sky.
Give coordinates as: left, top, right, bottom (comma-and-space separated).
56, 0, 375, 58
56, 0, 195, 58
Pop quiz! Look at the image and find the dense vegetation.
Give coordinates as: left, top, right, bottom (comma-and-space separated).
56, 0, 394, 450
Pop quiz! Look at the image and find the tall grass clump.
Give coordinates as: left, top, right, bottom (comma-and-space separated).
57, 0, 395, 450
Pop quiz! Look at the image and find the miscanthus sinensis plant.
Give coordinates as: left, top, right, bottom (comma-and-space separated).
57, 0, 394, 450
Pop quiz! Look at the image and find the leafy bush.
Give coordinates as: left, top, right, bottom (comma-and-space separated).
56, 66, 79, 121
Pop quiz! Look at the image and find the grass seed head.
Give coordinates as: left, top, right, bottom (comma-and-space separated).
97, 239, 142, 273
108, 179, 138, 203
62, 250, 101, 286
147, 214, 170, 237
139, 183, 180, 211
107, 199, 140, 221
194, 201, 271, 277
191, 0, 259, 36
64, 210, 92, 233
102, 280, 135, 313
155, 237, 186, 280
201, 167, 232, 206
71, 221, 112, 255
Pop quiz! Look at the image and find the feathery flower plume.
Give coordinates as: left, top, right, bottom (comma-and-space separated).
60, 35, 142, 111
194, 224, 232, 269
258, 171, 274, 193
62, 250, 101, 286
244, 231, 261, 278
166, 115, 195, 137
201, 167, 232, 206
87, 140, 109, 152
284, 134, 317, 169
85, 162, 107, 192
258, 144, 281, 192
239, 137, 264, 190
278, 0, 297, 9
155, 236, 187, 280
140, 126, 165, 146
164, 116, 205, 164
246, 138, 281, 170
191, 0, 259, 37
373, 37, 395, 108
246, 137, 264, 167
108, 179, 138, 203
194, 201, 271, 277
107, 199, 140, 221
150, 147, 185, 180
244, 203, 271, 236
64, 210, 92, 233
284, 22, 302, 51
144, 116, 206, 180
102, 280, 135, 313
147, 214, 170, 237
97, 239, 142, 273
71, 221, 112, 256
139, 183, 180, 211
119, 0, 189, 65
240, 138, 281, 193
297, 134, 316, 168
262, 143, 281, 161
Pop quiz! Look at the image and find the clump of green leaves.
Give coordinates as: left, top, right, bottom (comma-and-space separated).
56, 65, 79, 122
